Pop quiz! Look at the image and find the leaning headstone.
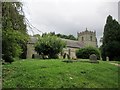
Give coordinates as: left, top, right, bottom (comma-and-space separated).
89, 54, 99, 63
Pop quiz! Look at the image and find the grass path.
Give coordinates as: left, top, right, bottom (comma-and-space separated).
2, 59, 119, 88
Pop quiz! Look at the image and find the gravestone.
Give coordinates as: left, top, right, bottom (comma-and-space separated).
89, 54, 99, 63
106, 57, 109, 61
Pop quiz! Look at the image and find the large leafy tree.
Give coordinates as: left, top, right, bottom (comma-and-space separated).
35, 35, 66, 59
101, 15, 120, 61
2, 2, 28, 63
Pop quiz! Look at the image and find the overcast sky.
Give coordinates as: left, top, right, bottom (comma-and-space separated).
23, 0, 119, 46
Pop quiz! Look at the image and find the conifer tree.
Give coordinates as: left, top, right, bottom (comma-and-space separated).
102, 15, 120, 61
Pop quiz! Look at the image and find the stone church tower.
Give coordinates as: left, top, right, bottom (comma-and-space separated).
77, 28, 97, 47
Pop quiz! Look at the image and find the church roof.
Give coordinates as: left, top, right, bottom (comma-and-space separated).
61, 39, 84, 48
28, 36, 84, 48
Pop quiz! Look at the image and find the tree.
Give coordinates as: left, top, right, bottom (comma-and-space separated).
2, 2, 28, 62
68, 35, 77, 40
2, 30, 27, 63
35, 35, 66, 59
76, 46, 100, 60
103, 41, 120, 61
33, 34, 40, 37
42, 32, 77, 40
101, 15, 120, 61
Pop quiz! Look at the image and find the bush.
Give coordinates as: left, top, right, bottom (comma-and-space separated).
76, 47, 100, 60
35, 34, 66, 59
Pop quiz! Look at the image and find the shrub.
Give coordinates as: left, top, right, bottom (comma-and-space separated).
35, 34, 66, 59
76, 46, 100, 60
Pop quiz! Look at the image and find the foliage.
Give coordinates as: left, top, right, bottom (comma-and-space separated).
67, 35, 77, 40
102, 41, 120, 61
33, 34, 40, 37
76, 47, 100, 60
2, 59, 119, 88
35, 35, 66, 59
101, 15, 120, 61
42, 32, 77, 40
2, 2, 26, 33
2, 2, 28, 62
2, 30, 28, 63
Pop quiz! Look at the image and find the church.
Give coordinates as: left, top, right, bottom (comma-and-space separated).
26, 28, 97, 59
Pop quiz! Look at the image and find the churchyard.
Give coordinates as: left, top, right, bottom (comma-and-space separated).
2, 59, 119, 88
2, 1, 120, 89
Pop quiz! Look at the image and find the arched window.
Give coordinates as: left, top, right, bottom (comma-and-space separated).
82, 37, 84, 41
90, 36, 92, 41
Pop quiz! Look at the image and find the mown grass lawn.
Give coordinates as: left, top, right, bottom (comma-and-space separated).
2, 59, 120, 88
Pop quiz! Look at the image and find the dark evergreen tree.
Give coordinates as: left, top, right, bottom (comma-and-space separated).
101, 15, 120, 61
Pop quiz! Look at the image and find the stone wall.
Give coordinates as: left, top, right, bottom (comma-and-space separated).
27, 43, 78, 59
62, 47, 78, 59
27, 44, 39, 59
27, 44, 34, 59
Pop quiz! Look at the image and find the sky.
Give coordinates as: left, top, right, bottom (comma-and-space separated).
23, 0, 119, 46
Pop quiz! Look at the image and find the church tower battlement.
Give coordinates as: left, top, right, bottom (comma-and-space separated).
77, 28, 97, 47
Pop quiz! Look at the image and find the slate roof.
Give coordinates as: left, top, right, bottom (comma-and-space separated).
61, 39, 84, 48
28, 36, 84, 48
